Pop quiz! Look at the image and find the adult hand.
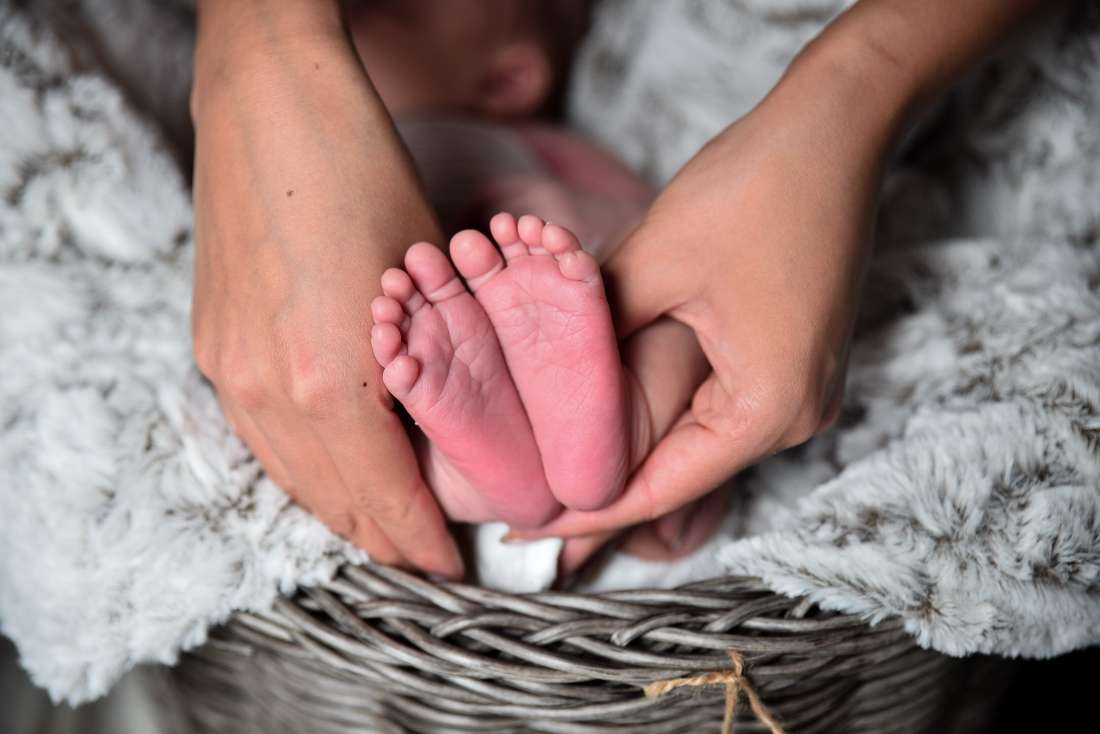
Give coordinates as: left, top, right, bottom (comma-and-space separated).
190, 0, 462, 577
517, 0, 1047, 542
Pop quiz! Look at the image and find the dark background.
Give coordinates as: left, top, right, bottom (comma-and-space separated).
992, 645, 1098, 729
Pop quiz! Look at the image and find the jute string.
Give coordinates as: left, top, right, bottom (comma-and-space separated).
643, 650, 785, 734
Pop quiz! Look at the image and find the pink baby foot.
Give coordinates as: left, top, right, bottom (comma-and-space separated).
450, 213, 629, 510
370, 242, 560, 529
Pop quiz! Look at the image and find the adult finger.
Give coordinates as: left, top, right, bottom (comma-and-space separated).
511, 383, 764, 538
249, 402, 408, 569
218, 393, 403, 563
620, 488, 729, 561
558, 530, 622, 577
602, 224, 689, 339
219, 397, 292, 490
556, 489, 729, 576
317, 405, 465, 579
620, 317, 709, 456
621, 502, 698, 560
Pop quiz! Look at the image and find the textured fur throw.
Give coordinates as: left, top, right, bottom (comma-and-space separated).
1, 0, 1098, 706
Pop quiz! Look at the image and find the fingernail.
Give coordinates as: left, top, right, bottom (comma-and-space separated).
500, 530, 552, 545
654, 513, 689, 552
676, 507, 704, 551
667, 526, 689, 552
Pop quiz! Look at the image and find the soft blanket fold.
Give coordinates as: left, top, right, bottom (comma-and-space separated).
1, 0, 1098, 705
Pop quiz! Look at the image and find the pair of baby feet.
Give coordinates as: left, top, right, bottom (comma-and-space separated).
370, 213, 629, 528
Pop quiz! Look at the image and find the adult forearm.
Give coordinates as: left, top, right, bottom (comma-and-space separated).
834, 0, 1048, 100
193, 0, 346, 111
196, 0, 344, 37
187, 1, 460, 575
781, 0, 1049, 160
190, 0, 439, 260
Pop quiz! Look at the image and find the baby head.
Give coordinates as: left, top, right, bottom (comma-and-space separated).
347, 0, 591, 117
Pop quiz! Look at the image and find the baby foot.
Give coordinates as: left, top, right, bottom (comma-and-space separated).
450, 213, 629, 510
370, 242, 559, 529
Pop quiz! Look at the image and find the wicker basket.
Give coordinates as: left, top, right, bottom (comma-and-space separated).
162, 564, 1009, 734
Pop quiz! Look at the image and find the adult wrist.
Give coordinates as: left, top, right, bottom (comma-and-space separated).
774, 0, 1049, 165
195, 0, 345, 51
771, 12, 922, 166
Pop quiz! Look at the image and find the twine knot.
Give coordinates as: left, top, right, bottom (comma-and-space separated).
643, 650, 785, 734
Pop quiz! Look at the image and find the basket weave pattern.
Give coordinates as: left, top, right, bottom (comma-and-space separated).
162, 564, 999, 733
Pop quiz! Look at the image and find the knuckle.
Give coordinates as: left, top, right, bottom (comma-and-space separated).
221, 365, 268, 411
690, 382, 736, 434
633, 463, 669, 524
696, 347, 849, 455
308, 503, 358, 538
780, 383, 841, 448
785, 408, 824, 447
696, 372, 825, 451
692, 378, 764, 443
280, 346, 345, 417
286, 370, 341, 417
360, 486, 416, 524
296, 494, 359, 539
322, 511, 358, 539
191, 328, 217, 377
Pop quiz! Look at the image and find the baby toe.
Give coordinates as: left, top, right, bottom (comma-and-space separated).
542, 223, 583, 255
371, 296, 406, 326
405, 242, 467, 304
451, 229, 505, 291
382, 355, 421, 398
380, 268, 427, 315
489, 212, 520, 244
490, 212, 530, 261
370, 322, 404, 366
557, 249, 601, 283
517, 214, 547, 253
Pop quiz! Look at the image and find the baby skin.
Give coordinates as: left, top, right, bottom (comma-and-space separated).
371, 212, 630, 528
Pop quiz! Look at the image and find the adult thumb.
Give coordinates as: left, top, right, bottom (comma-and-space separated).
602, 221, 686, 339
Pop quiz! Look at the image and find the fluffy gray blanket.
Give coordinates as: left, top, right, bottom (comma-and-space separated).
1, 0, 1098, 705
